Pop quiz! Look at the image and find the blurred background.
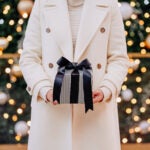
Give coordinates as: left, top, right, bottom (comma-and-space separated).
0, 0, 150, 149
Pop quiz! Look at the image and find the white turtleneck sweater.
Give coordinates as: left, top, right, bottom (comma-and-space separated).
39, 0, 112, 102
68, 0, 84, 51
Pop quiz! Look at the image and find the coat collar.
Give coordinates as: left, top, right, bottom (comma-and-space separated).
44, 0, 109, 62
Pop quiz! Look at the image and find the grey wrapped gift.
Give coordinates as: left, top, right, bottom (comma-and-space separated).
53, 57, 94, 113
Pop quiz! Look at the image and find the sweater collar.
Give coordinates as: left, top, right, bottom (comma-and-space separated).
67, 0, 84, 7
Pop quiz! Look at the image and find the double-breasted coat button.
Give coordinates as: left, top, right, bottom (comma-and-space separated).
27, 86, 31, 91
46, 27, 51, 33
97, 63, 102, 69
49, 63, 54, 68
100, 27, 105, 33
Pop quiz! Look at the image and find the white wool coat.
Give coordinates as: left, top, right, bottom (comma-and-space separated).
19, 0, 130, 149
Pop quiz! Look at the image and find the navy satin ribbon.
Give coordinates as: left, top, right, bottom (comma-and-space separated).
53, 56, 94, 113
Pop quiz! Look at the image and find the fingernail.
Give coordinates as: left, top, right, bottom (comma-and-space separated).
53, 100, 58, 105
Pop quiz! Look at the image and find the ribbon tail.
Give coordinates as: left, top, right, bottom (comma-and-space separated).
83, 68, 94, 113
53, 68, 65, 103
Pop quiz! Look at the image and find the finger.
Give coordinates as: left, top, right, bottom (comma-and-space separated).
46, 98, 51, 102
93, 91, 98, 98
49, 97, 53, 102
45, 98, 51, 103
96, 95, 103, 103
92, 92, 94, 98
93, 96, 101, 103
53, 100, 58, 105
46, 95, 52, 102
93, 91, 98, 95
50, 92, 53, 97
45, 100, 48, 104
94, 90, 101, 95
93, 97, 98, 104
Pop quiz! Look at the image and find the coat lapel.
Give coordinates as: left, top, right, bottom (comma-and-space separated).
43, 0, 73, 61
43, 0, 109, 62
74, 0, 109, 62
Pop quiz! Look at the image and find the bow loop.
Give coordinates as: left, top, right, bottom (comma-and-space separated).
77, 59, 92, 70
57, 56, 71, 68
57, 56, 92, 71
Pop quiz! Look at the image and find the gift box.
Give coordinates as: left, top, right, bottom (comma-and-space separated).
53, 56, 94, 113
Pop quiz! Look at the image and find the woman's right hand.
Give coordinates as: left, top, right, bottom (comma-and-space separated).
46, 89, 58, 105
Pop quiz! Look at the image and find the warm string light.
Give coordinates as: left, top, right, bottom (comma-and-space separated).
136, 76, 142, 83
124, 77, 128, 82
147, 119, 150, 123
133, 115, 140, 122
139, 20, 144, 26
129, 128, 134, 134
136, 87, 143, 93
131, 14, 138, 20
3, 5, 11, 15
17, 108, 23, 115
122, 138, 128, 144
125, 20, 132, 26
18, 48, 23, 54
130, 1, 136, 7
27, 121, 31, 127
126, 108, 132, 114
6, 83, 12, 89
8, 59, 14, 64
140, 42, 145, 48
131, 98, 137, 104
127, 40, 134, 46
122, 85, 127, 90
10, 75, 17, 83
21, 103, 26, 109
146, 27, 150, 33
5, 67, 11, 74
22, 13, 28, 19
145, 99, 150, 105
141, 49, 147, 54
8, 99, 16, 105
12, 115, 18, 122
136, 137, 142, 143
7, 35, 13, 42
9, 20, 15, 26
144, 12, 150, 18
135, 127, 141, 133
16, 26, 22, 32
15, 135, 21, 141
141, 67, 147, 73
3, 113, 9, 119
140, 107, 146, 113
116, 97, 122, 103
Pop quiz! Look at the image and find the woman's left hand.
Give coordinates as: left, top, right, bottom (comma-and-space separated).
92, 89, 104, 104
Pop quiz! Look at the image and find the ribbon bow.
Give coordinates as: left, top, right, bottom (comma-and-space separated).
53, 56, 94, 113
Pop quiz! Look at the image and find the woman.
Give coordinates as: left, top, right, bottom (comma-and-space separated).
19, 0, 130, 149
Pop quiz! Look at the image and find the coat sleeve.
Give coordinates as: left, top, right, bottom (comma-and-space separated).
99, 0, 130, 102
19, 0, 53, 101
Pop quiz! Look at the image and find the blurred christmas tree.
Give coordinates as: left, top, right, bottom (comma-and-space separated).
118, 0, 150, 144
0, 0, 150, 144
0, 0, 34, 143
